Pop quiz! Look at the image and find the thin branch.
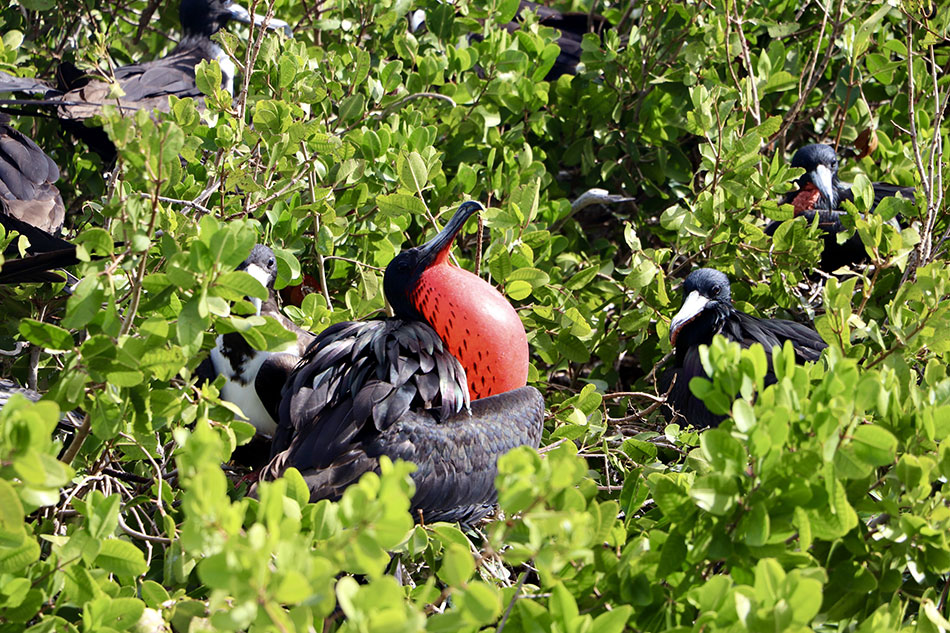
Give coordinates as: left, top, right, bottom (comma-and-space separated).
369, 92, 456, 121
496, 571, 528, 633
60, 413, 91, 465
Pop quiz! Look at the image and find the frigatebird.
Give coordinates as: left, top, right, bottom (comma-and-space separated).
766, 144, 915, 271
0, 115, 80, 284
514, 0, 612, 80
257, 201, 544, 524
0, 378, 83, 430
412, 0, 611, 80
197, 244, 314, 437
664, 268, 827, 428
1, 0, 291, 159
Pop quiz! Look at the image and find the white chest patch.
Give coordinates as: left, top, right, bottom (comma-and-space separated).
211, 335, 277, 435
210, 44, 236, 96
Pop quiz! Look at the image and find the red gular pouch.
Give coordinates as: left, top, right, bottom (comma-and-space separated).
792, 182, 822, 215
413, 262, 529, 401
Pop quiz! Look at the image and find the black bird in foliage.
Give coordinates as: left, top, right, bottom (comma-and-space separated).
412, 0, 611, 80
0, 0, 291, 160
663, 268, 827, 428
766, 144, 915, 272
512, 1, 612, 80
197, 245, 314, 438
256, 201, 544, 524
0, 115, 79, 284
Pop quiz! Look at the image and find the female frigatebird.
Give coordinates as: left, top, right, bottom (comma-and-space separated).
664, 268, 827, 428
257, 201, 544, 524
766, 144, 915, 271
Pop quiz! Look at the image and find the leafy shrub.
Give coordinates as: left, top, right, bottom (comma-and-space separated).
0, 0, 949, 631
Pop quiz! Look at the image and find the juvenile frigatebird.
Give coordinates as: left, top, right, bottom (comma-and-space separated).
257, 201, 544, 524
766, 144, 915, 271
1, 0, 291, 159
197, 244, 314, 437
664, 268, 827, 428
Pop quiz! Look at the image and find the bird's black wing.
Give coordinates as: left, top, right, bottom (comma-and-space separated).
665, 311, 826, 429
266, 319, 469, 476
0, 215, 79, 284
732, 311, 826, 363
368, 386, 544, 524
265, 385, 544, 524
0, 72, 51, 95
57, 45, 209, 121
0, 120, 64, 235
871, 182, 915, 210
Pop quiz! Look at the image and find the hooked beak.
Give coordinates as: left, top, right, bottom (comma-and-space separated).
226, 2, 293, 37
808, 164, 836, 210
670, 290, 710, 345
242, 263, 271, 316
417, 201, 484, 266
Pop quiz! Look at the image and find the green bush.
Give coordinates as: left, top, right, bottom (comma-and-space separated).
1, 0, 949, 631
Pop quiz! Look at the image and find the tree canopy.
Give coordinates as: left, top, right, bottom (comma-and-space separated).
1, 0, 949, 631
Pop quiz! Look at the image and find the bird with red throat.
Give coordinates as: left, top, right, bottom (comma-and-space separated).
257, 200, 544, 524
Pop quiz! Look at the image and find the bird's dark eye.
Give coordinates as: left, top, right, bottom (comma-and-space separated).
711, 285, 721, 296
267, 257, 276, 269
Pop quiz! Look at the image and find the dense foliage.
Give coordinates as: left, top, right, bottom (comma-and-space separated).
1, 0, 949, 631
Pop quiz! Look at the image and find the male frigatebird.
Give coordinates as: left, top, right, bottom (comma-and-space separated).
1, 0, 291, 160
766, 144, 915, 272
257, 201, 544, 524
197, 244, 314, 436
664, 268, 827, 428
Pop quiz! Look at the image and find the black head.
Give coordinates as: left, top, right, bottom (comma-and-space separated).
790, 144, 840, 210
383, 201, 484, 319
179, 0, 292, 39
670, 268, 733, 347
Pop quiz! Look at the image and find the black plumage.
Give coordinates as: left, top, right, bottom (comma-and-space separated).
512, 1, 612, 80
0, 115, 64, 235
663, 268, 827, 428
258, 201, 544, 524
0, 115, 76, 284
262, 320, 543, 524
1, 0, 290, 160
766, 144, 915, 271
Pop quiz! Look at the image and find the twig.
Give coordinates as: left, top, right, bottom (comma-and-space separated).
602, 391, 665, 402
135, 193, 213, 216
118, 512, 172, 544
770, 0, 845, 143
369, 92, 456, 121
60, 413, 91, 465
496, 571, 528, 633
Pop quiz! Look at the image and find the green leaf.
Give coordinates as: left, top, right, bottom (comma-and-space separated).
18, 319, 73, 351
592, 606, 634, 633
94, 539, 148, 579
851, 425, 897, 467
439, 543, 475, 586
